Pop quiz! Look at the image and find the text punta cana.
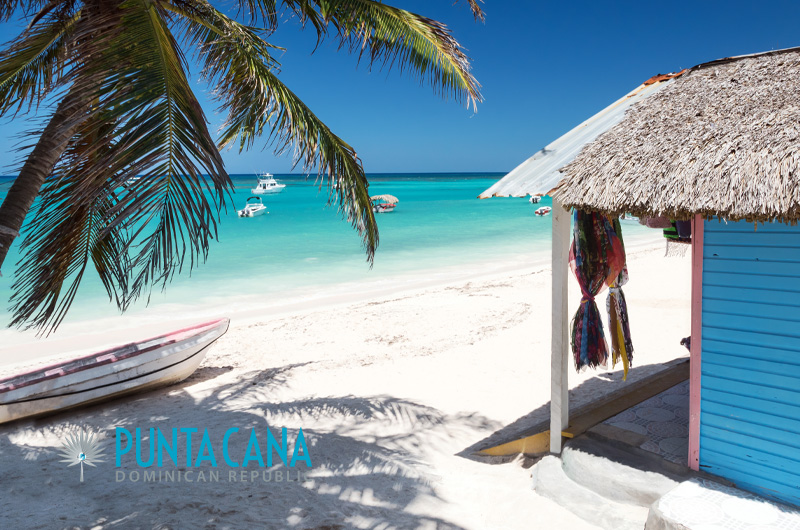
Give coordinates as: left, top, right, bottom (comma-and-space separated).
115, 427, 312, 468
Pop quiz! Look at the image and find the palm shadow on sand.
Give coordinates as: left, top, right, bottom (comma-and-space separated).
0, 360, 497, 530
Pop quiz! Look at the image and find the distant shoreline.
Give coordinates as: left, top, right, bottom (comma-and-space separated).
0, 171, 509, 180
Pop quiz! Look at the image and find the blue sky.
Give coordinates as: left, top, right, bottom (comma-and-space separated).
1, 0, 799, 175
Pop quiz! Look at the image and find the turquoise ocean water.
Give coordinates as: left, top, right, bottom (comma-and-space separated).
0, 173, 654, 329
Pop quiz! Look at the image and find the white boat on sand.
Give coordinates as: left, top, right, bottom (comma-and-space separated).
238, 196, 268, 217
251, 173, 285, 194
0, 318, 229, 424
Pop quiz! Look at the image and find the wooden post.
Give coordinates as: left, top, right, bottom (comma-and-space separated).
688, 214, 704, 470
550, 199, 571, 453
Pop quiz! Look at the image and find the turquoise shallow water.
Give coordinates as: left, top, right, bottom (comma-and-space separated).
0, 173, 654, 328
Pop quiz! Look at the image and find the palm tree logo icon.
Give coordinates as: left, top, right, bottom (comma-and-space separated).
59, 430, 105, 483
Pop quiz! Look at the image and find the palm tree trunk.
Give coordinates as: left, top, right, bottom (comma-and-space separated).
0, 91, 85, 275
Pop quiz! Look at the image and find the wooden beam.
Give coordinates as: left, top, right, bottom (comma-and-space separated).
550, 199, 571, 453
688, 215, 704, 471
479, 359, 690, 457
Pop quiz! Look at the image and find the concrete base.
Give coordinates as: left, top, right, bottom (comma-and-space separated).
645, 479, 800, 530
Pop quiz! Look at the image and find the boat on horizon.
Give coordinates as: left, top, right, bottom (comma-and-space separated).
0, 319, 229, 424
251, 173, 285, 194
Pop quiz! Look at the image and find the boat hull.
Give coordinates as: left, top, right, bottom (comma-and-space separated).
238, 207, 267, 217
0, 319, 229, 424
250, 187, 284, 194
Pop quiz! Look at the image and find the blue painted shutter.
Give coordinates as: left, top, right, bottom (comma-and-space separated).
700, 218, 800, 506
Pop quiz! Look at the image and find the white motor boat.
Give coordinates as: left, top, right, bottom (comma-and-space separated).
529, 194, 542, 204
0, 319, 229, 424
534, 206, 552, 216
251, 173, 285, 194
238, 196, 268, 217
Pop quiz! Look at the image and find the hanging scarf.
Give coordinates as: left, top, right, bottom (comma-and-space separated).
569, 210, 625, 371
606, 218, 634, 379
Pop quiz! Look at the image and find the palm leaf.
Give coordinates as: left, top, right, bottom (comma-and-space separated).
10, 0, 231, 331
0, 9, 78, 116
266, 0, 482, 108
10, 111, 129, 333
78, 0, 231, 304
458, 0, 485, 22
169, 0, 378, 260
0, 0, 37, 21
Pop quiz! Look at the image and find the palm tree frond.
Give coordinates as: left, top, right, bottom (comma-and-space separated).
81, 0, 232, 305
0, 0, 35, 21
10, 0, 233, 332
173, 2, 378, 260
0, 10, 78, 116
236, 0, 279, 30
457, 0, 485, 22
10, 116, 129, 334
283, 0, 482, 109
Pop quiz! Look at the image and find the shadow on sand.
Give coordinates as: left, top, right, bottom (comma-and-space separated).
0, 360, 498, 530
458, 358, 688, 462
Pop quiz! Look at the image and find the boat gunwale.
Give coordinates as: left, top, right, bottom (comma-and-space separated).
4, 340, 212, 406
0, 319, 229, 394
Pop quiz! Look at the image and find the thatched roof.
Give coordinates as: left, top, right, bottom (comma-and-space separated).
370, 194, 399, 203
551, 47, 800, 223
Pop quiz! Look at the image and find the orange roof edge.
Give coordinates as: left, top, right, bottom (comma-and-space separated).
643, 69, 688, 86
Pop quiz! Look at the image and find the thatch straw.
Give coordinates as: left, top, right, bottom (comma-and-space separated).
551, 48, 800, 223
370, 194, 399, 203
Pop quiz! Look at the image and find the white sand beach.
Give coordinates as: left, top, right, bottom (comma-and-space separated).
0, 240, 690, 529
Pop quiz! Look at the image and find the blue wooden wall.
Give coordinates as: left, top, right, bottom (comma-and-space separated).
700, 218, 800, 506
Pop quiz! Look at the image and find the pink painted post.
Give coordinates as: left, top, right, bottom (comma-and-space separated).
688, 214, 704, 471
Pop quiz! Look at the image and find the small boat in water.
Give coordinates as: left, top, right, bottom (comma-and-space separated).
534, 206, 552, 216
251, 173, 285, 194
371, 194, 398, 213
529, 194, 543, 204
238, 196, 268, 217
0, 319, 229, 424
620, 213, 640, 222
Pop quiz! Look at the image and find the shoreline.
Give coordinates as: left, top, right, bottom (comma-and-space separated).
0, 232, 663, 364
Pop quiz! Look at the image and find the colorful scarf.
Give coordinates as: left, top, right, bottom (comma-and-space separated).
569, 210, 625, 371
606, 218, 634, 379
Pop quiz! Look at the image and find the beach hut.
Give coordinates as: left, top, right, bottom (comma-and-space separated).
483, 47, 800, 506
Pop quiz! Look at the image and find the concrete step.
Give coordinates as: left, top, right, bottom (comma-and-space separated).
561, 434, 692, 507
531, 455, 650, 530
